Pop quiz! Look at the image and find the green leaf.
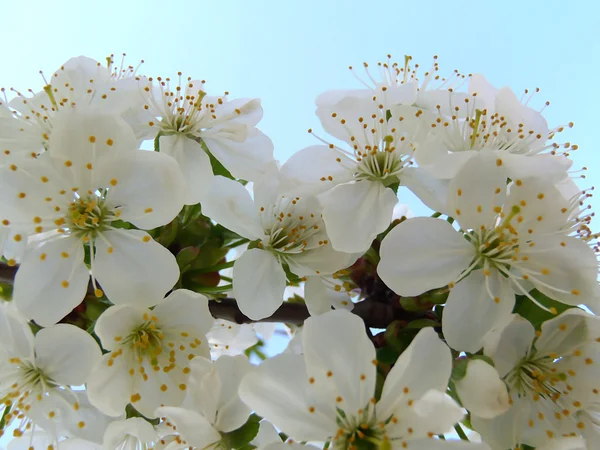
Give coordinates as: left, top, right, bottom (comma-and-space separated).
513, 289, 578, 330
222, 414, 261, 449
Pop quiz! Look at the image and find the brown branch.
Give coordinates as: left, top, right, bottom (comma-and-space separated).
0, 263, 413, 328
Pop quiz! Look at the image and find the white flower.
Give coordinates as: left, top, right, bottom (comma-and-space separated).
378, 152, 600, 352
2, 55, 149, 163
0, 302, 102, 445
86, 289, 214, 418
156, 355, 252, 449
472, 311, 600, 449
143, 75, 275, 204
201, 175, 356, 320
0, 112, 186, 325
208, 320, 260, 358
240, 310, 486, 449
280, 96, 417, 253
415, 73, 572, 180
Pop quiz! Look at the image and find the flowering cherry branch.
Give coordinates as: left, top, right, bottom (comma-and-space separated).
0, 53, 598, 450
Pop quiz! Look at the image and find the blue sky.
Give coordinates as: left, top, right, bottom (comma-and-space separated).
0, 0, 598, 445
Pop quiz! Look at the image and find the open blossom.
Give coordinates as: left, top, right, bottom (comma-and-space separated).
0, 112, 185, 325
1, 55, 149, 165
142, 75, 275, 204
378, 152, 600, 352
280, 98, 421, 253
415, 73, 572, 180
156, 355, 251, 449
240, 310, 487, 449
471, 311, 600, 449
202, 175, 356, 320
86, 289, 214, 418
0, 302, 102, 446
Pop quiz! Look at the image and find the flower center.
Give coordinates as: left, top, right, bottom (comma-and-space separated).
260, 197, 324, 256
506, 353, 566, 402
333, 406, 388, 450
124, 317, 165, 366
355, 139, 406, 182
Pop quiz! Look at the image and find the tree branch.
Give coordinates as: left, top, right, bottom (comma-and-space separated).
0, 263, 417, 328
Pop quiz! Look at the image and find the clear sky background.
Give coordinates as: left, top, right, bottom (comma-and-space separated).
0, 0, 598, 446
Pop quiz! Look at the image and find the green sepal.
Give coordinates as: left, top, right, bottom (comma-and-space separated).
221, 413, 261, 449
125, 403, 160, 426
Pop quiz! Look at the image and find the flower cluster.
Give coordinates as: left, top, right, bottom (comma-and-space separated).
0, 54, 597, 450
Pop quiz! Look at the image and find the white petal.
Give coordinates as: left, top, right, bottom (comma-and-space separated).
536, 309, 591, 356
155, 406, 221, 448
86, 351, 135, 416
48, 111, 137, 167
502, 153, 572, 180
454, 359, 510, 419
13, 236, 89, 326
279, 145, 354, 196
443, 269, 515, 353
94, 304, 145, 351
201, 175, 263, 240
400, 167, 451, 214
203, 128, 276, 182
213, 355, 252, 432
100, 149, 186, 229
159, 134, 214, 205
378, 217, 474, 296
518, 234, 600, 305
483, 315, 535, 378
93, 229, 179, 307
377, 328, 452, 420
103, 418, 158, 449
321, 181, 397, 253
34, 324, 101, 386
239, 353, 336, 441
303, 310, 376, 416
153, 289, 214, 338
448, 152, 507, 230
421, 151, 477, 179
304, 276, 334, 315
0, 302, 34, 359
232, 249, 286, 320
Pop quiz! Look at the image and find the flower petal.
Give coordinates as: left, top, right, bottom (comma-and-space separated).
159, 134, 214, 205
454, 359, 510, 419
233, 249, 286, 320
34, 324, 101, 386
155, 406, 221, 448
201, 175, 264, 240
239, 353, 336, 441
153, 289, 213, 338
378, 217, 474, 296
13, 236, 89, 327
377, 327, 452, 421
443, 269, 515, 353
279, 145, 354, 196
303, 310, 376, 416
204, 128, 276, 182
93, 229, 179, 307
100, 149, 186, 229
321, 181, 397, 253
448, 151, 508, 230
